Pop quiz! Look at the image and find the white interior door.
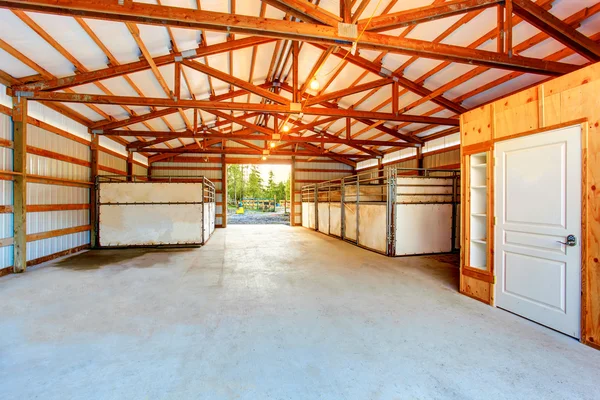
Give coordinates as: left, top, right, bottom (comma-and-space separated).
495, 125, 581, 339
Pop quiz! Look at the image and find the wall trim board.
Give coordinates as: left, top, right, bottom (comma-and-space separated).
27, 175, 92, 188
492, 118, 589, 144
27, 225, 90, 243
462, 140, 493, 155
0, 204, 89, 213
0, 244, 91, 277
0, 103, 91, 146
98, 165, 127, 175
27, 146, 91, 167
99, 147, 127, 160
462, 266, 494, 283
152, 166, 222, 171
0, 138, 13, 148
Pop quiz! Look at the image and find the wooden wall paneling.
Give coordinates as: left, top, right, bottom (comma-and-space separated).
461, 104, 492, 147
460, 62, 600, 348
493, 87, 540, 140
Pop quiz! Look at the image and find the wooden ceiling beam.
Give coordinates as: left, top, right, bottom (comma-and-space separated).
182, 59, 290, 104
15, 91, 459, 126
317, 44, 467, 114
305, 78, 391, 106
511, 0, 600, 61
358, 0, 503, 32
12, 36, 273, 92
0, 0, 577, 76
262, 0, 341, 26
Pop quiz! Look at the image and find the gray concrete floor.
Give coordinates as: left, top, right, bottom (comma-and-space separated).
1, 225, 599, 400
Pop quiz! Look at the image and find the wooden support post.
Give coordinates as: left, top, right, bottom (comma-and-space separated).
505, 0, 513, 57
90, 134, 99, 248
12, 96, 27, 273
290, 156, 296, 226
346, 117, 351, 141
174, 61, 181, 100
126, 151, 133, 181
417, 146, 424, 176
497, 4, 505, 54
292, 41, 299, 103
378, 157, 384, 186
392, 80, 399, 115
221, 154, 227, 228
341, 0, 351, 23
147, 163, 152, 181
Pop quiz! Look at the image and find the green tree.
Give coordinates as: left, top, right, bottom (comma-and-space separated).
274, 181, 286, 202
227, 165, 244, 206
265, 170, 276, 199
247, 165, 263, 198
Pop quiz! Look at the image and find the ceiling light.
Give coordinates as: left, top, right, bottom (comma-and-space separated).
282, 125, 290, 133
262, 155, 267, 161
269, 142, 276, 148
310, 78, 320, 91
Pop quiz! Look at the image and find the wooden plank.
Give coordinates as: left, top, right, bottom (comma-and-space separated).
16, 91, 459, 126
12, 96, 26, 273
512, 0, 600, 61
359, 0, 502, 32
0, 0, 577, 76
221, 154, 227, 228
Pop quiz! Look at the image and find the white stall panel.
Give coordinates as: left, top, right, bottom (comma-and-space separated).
329, 203, 341, 237
308, 203, 316, 230
395, 204, 453, 255
318, 203, 329, 235
100, 182, 203, 203
301, 202, 310, 228
344, 204, 356, 241
358, 204, 387, 253
99, 204, 203, 246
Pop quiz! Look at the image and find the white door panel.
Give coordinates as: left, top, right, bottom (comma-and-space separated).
495, 125, 581, 338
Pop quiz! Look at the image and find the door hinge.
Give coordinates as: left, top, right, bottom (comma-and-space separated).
493, 275, 496, 284
494, 216, 497, 225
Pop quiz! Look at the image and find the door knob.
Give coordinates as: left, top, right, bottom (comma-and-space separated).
557, 235, 577, 247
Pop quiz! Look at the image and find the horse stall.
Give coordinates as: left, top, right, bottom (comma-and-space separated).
301, 168, 459, 256
96, 176, 216, 247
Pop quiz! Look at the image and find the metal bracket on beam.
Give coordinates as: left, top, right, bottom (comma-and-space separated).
338, 23, 358, 39
379, 67, 393, 78
290, 103, 302, 112
91, 129, 104, 134
180, 49, 197, 59
174, 56, 183, 62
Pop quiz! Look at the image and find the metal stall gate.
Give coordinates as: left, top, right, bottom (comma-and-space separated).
96, 176, 216, 247
301, 168, 460, 256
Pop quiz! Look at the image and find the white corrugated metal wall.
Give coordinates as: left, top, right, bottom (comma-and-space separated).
0, 83, 148, 273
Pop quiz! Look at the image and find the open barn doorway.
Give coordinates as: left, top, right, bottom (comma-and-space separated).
226, 163, 292, 226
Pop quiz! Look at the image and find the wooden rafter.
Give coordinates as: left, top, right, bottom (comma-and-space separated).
0, 0, 578, 76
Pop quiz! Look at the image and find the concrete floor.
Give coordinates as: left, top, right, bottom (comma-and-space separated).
1, 225, 599, 400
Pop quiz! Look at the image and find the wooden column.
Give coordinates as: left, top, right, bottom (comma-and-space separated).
292, 41, 299, 103
147, 162, 152, 181
290, 156, 296, 226
392, 80, 399, 115
378, 157, 384, 185
417, 146, 424, 176
497, 4, 505, 54
12, 96, 27, 273
221, 154, 227, 228
126, 151, 133, 181
505, 0, 513, 57
90, 134, 99, 248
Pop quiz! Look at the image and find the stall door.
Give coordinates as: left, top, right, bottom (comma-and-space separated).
495, 125, 581, 338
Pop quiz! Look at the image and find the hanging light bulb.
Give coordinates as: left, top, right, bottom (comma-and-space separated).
282, 125, 290, 133
262, 155, 267, 161
269, 142, 276, 148
310, 78, 320, 91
